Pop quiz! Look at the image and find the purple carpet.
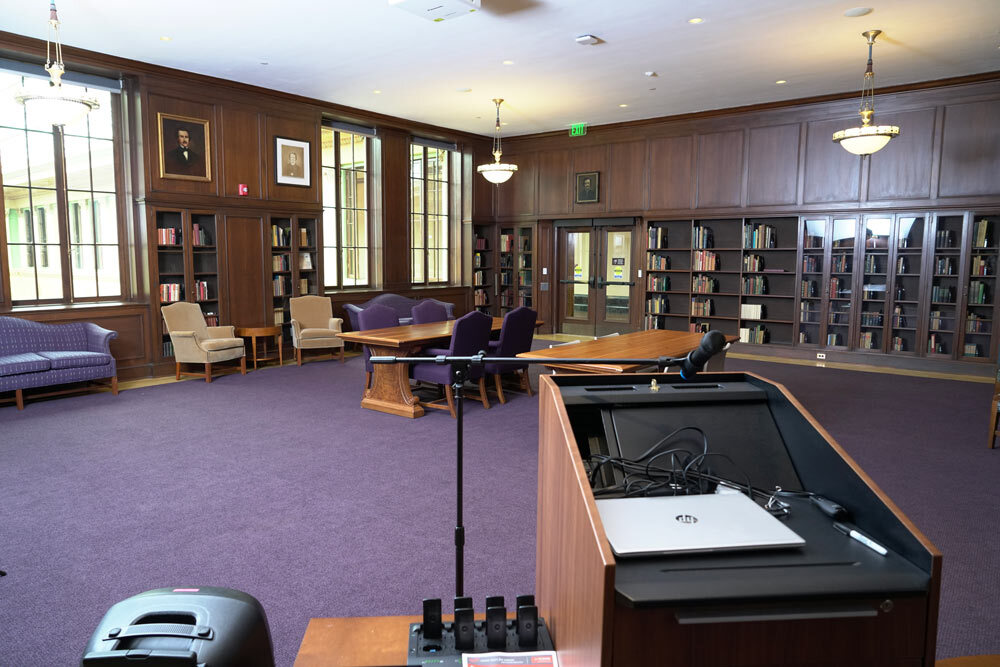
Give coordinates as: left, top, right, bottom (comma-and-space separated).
0, 354, 997, 664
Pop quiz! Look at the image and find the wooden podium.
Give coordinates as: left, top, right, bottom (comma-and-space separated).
534, 372, 941, 667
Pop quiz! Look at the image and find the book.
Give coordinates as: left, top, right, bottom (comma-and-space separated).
300, 253, 313, 270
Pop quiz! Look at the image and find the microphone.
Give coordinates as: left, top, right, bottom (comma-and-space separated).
677, 330, 727, 379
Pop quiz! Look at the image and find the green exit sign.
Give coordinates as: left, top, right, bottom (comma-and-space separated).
569, 123, 588, 137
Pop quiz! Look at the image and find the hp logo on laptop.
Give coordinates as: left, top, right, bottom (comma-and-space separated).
675, 514, 698, 524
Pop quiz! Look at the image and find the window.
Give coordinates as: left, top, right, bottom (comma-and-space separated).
322, 126, 371, 288
410, 143, 453, 285
0, 70, 121, 304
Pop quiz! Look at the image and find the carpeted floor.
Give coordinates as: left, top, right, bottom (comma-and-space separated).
0, 354, 997, 665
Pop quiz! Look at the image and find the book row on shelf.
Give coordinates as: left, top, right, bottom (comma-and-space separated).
693, 250, 719, 271
274, 309, 285, 325
647, 295, 669, 314
966, 312, 990, 333
474, 289, 489, 306
273, 254, 290, 271
691, 298, 712, 317
473, 271, 488, 286
935, 229, 956, 248
801, 280, 818, 298
969, 280, 991, 304
931, 285, 955, 302
693, 226, 713, 248
740, 303, 765, 320
832, 254, 850, 272
935, 257, 955, 274
861, 311, 884, 326
272, 225, 290, 247
159, 283, 182, 303
192, 223, 212, 246
193, 280, 210, 301
157, 228, 180, 245
648, 254, 670, 270
692, 275, 718, 294
648, 227, 668, 250
973, 219, 992, 248
739, 325, 768, 344
744, 254, 765, 272
859, 331, 878, 350
828, 278, 848, 299
743, 224, 776, 249
499, 233, 514, 252
742, 275, 768, 295
970, 255, 993, 276
648, 275, 671, 291
964, 343, 982, 357
864, 255, 883, 273
474, 237, 488, 250
273, 276, 290, 296
929, 311, 953, 330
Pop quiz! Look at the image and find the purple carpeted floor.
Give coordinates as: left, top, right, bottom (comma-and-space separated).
1, 354, 997, 665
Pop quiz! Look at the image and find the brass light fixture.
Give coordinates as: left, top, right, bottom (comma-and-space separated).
832, 30, 899, 156
14, 1, 100, 127
477, 98, 518, 184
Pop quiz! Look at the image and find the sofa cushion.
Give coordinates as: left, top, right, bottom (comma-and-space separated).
37, 351, 112, 370
0, 352, 52, 376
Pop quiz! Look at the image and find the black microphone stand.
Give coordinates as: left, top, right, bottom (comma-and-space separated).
370, 352, 691, 598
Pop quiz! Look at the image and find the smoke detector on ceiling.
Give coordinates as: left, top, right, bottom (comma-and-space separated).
389, 0, 481, 22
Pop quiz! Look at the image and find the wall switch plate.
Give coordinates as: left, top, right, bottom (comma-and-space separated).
816, 353, 826, 359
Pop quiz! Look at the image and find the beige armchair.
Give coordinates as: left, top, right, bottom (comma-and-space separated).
290, 296, 345, 365
161, 302, 246, 383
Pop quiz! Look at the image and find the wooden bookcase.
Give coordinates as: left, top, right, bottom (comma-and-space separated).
498, 222, 535, 314
472, 223, 495, 315
269, 214, 321, 339
643, 210, 1000, 364
152, 207, 219, 361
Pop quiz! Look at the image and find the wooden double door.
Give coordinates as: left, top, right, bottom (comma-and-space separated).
557, 219, 640, 336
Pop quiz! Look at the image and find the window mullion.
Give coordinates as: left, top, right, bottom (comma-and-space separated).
52, 126, 73, 302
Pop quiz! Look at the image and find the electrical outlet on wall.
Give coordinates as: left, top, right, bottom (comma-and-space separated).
816, 353, 826, 360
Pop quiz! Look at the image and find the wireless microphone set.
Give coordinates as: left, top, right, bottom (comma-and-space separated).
407, 594, 553, 665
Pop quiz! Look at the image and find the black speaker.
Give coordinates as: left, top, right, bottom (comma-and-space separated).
81, 586, 274, 666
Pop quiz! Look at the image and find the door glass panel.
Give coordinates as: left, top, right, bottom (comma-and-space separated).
565, 231, 590, 319
604, 230, 631, 323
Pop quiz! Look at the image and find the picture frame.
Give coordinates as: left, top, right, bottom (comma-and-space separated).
575, 171, 599, 203
158, 113, 211, 182
275, 136, 311, 187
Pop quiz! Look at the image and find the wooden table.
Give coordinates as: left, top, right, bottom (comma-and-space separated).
517, 329, 736, 374
235, 325, 283, 370
294, 615, 419, 667
339, 318, 509, 419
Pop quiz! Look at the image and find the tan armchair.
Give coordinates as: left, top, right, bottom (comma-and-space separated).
290, 296, 345, 365
161, 302, 246, 383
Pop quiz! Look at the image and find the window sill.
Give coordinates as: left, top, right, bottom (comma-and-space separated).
1, 301, 148, 315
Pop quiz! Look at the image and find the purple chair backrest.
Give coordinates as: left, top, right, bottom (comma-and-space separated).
447, 310, 493, 357
411, 300, 449, 325
493, 306, 537, 356
358, 304, 400, 371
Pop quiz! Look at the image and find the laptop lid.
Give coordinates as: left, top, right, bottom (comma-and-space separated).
596, 492, 805, 557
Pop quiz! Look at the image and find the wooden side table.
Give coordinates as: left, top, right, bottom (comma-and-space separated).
235, 326, 283, 370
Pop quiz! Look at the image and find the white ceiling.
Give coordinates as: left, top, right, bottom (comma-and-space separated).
1, 0, 999, 137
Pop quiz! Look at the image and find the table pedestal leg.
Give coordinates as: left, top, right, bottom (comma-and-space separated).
360, 343, 423, 418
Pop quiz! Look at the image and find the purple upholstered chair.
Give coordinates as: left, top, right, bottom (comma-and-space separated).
410, 310, 492, 418
357, 304, 400, 390
410, 299, 449, 325
484, 306, 537, 404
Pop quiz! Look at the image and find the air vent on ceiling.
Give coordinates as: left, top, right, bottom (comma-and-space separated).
389, 0, 481, 22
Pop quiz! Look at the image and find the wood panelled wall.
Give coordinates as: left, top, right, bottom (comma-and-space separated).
495, 77, 1000, 220
0, 31, 491, 379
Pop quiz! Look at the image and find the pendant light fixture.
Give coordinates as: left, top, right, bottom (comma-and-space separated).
477, 98, 518, 184
832, 30, 899, 156
14, 1, 100, 128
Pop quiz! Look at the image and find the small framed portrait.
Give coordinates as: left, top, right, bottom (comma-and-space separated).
575, 171, 599, 204
158, 113, 211, 182
275, 136, 311, 187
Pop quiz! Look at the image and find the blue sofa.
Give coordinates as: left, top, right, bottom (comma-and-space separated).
0, 316, 118, 410
343, 294, 455, 332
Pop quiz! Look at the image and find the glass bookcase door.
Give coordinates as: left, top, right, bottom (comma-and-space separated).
827, 217, 857, 348
888, 215, 924, 355
797, 218, 826, 347
857, 216, 891, 352
961, 214, 998, 360
927, 214, 963, 357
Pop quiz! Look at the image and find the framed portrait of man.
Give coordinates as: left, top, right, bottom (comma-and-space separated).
158, 113, 211, 181
275, 136, 310, 187
576, 171, 599, 204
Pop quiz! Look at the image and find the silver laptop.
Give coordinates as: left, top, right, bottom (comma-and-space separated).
596, 492, 805, 557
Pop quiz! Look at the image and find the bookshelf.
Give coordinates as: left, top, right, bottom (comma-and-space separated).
643, 217, 797, 342
928, 214, 963, 358
270, 214, 319, 338
472, 223, 495, 315
826, 217, 857, 349
798, 218, 826, 346
857, 215, 892, 353
153, 208, 219, 360
517, 226, 534, 309
499, 226, 515, 313
888, 215, 924, 355
960, 214, 998, 360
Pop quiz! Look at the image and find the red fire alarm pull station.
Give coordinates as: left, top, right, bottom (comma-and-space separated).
238, 184, 249, 196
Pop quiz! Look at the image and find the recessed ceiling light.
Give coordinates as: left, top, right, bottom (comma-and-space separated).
843, 7, 873, 17
159, 36, 172, 41
775, 80, 787, 85
502, 60, 514, 65
619, 104, 628, 108
649, 87, 657, 91
644, 71, 658, 77
373, 89, 381, 94
575, 34, 599, 45
456, 87, 472, 93
501, 122, 508, 126
260, 62, 269, 66
688, 17, 704, 24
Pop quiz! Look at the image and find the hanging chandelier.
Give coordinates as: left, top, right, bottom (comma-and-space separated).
832, 30, 899, 156
477, 98, 518, 184
14, 1, 100, 128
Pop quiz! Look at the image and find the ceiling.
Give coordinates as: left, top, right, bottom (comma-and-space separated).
1, 0, 998, 137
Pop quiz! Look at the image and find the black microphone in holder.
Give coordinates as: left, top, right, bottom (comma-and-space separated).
370, 350, 704, 598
